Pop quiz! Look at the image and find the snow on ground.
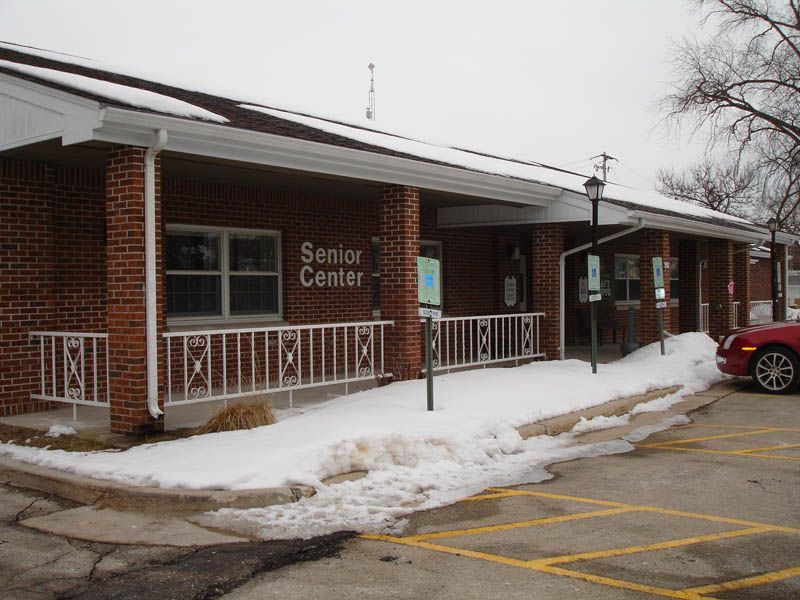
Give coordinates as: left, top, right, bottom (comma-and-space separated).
0, 333, 723, 538
788, 306, 799, 320
44, 425, 77, 438
571, 414, 630, 433
0, 59, 228, 123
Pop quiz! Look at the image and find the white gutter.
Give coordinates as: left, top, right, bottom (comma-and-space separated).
145, 129, 168, 419
558, 220, 646, 359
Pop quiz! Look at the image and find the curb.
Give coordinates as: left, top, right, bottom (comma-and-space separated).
0, 380, 748, 515
0, 457, 314, 515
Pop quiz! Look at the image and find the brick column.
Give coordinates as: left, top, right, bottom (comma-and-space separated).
639, 229, 671, 344
106, 146, 164, 434
733, 243, 750, 328
708, 239, 734, 340
678, 239, 699, 333
531, 223, 563, 359
379, 185, 421, 380
775, 243, 788, 321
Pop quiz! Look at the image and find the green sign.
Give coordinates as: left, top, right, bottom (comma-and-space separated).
417, 256, 441, 305
652, 257, 664, 289
587, 255, 600, 292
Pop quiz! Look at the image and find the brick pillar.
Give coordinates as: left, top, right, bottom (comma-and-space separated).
733, 243, 750, 328
775, 243, 787, 321
379, 185, 422, 380
639, 229, 671, 344
106, 146, 164, 434
678, 239, 699, 333
531, 223, 563, 359
708, 239, 734, 341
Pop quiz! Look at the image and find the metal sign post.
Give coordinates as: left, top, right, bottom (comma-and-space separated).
653, 257, 666, 356
587, 254, 601, 374
418, 257, 441, 411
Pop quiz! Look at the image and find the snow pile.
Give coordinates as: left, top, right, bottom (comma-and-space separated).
240, 104, 752, 226
572, 414, 630, 433
45, 425, 77, 438
0, 60, 228, 123
787, 306, 799, 320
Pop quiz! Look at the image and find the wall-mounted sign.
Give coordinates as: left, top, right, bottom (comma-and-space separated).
587, 255, 600, 292
417, 256, 441, 305
652, 257, 664, 289
504, 276, 517, 307
300, 242, 364, 287
655, 287, 666, 300
728, 280, 735, 296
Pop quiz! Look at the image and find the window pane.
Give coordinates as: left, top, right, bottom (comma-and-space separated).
166, 274, 220, 316
230, 234, 277, 272
671, 280, 680, 299
628, 257, 640, 279
372, 275, 380, 310
230, 275, 279, 314
372, 243, 380, 275
629, 279, 641, 300
615, 256, 627, 279
166, 232, 219, 271
420, 243, 441, 261
670, 258, 679, 280
615, 279, 628, 300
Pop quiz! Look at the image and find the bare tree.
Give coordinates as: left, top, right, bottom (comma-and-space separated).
661, 1, 800, 229
657, 160, 757, 216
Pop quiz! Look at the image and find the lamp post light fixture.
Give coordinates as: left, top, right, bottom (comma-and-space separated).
767, 217, 778, 321
583, 175, 605, 374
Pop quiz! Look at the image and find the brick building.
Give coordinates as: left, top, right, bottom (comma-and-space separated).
0, 44, 794, 433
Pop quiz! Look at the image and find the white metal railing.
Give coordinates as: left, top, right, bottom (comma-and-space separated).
423, 313, 545, 372
163, 320, 393, 406
700, 303, 710, 333
29, 332, 109, 407
751, 300, 773, 324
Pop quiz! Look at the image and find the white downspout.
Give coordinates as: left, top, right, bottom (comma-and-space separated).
558, 219, 645, 359
145, 129, 168, 419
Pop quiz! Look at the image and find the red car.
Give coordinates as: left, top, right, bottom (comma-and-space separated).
716, 321, 800, 393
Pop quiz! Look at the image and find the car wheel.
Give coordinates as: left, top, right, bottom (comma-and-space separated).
752, 347, 800, 394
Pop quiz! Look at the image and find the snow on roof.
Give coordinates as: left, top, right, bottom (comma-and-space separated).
240, 104, 753, 226
0, 59, 228, 123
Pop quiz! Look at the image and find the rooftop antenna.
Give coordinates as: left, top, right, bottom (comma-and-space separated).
366, 62, 376, 121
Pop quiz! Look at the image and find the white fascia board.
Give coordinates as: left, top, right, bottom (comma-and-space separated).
628, 210, 774, 244
96, 108, 558, 206
0, 73, 102, 150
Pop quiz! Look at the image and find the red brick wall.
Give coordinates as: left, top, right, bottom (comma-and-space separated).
708, 239, 734, 340
531, 223, 563, 359
733, 243, 750, 327
639, 229, 671, 344
751, 257, 771, 301
379, 185, 421, 379
0, 159, 56, 416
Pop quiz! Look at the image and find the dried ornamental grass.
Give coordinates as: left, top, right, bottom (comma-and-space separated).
194, 400, 276, 434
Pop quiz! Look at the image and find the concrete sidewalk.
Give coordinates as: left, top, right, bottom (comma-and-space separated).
0, 379, 749, 547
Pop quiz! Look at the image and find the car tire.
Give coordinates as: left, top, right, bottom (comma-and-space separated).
751, 346, 800, 394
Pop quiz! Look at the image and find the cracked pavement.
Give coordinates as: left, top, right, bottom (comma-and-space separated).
0, 483, 351, 599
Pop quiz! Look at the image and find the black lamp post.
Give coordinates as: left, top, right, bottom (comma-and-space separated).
584, 175, 605, 374
767, 217, 778, 321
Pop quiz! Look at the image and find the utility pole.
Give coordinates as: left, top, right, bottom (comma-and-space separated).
366, 63, 376, 121
591, 151, 617, 181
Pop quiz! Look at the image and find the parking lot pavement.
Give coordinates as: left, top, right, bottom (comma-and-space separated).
226, 386, 800, 599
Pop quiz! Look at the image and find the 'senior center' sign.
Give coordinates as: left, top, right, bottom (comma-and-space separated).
300, 241, 364, 287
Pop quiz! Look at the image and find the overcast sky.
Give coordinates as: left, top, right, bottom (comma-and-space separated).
0, 1, 712, 190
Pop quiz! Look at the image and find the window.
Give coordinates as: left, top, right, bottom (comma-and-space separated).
669, 257, 679, 299
166, 227, 281, 320
615, 255, 640, 302
371, 240, 443, 312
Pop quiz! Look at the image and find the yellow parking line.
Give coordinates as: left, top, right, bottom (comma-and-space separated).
402, 507, 636, 542
645, 428, 778, 447
640, 444, 800, 462
536, 564, 707, 599
676, 424, 800, 432
737, 443, 800, 454
683, 565, 800, 595
457, 491, 518, 503
634, 506, 800, 535
530, 526, 771, 566
485, 488, 629, 508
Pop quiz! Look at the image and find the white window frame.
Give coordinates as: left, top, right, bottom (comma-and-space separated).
372, 236, 381, 318
668, 256, 679, 305
614, 253, 640, 306
166, 224, 282, 325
